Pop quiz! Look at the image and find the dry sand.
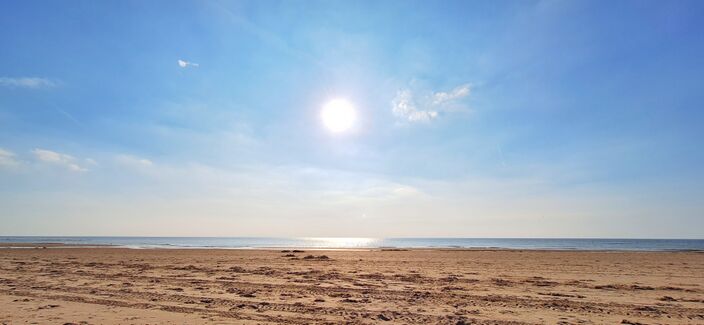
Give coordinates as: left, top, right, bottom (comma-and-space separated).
1, 247, 703, 324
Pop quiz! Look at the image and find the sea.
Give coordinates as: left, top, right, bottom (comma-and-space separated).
1, 237, 703, 251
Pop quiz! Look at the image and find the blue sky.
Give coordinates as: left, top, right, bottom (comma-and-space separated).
1, 0, 703, 237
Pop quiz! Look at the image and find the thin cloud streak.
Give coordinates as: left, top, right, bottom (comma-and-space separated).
432, 84, 470, 105
56, 108, 82, 126
0, 77, 57, 89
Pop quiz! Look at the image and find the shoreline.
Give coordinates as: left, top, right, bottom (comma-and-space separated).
3, 237, 703, 253
1, 242, 703, 252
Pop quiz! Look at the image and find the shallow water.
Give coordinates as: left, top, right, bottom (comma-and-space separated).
1, 236, 703, 251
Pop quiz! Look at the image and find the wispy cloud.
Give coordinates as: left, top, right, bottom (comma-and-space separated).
115, 154, 154, 169
392, 84, 471, 123
210, 3, 320, 69
432, 84, 471, 106
0, 148, 20, 168
56, 108, 81, 126
0, 77, 57, 89
178, 59, 199, 68
32, 148, 90, 172
392, 89, 438, 122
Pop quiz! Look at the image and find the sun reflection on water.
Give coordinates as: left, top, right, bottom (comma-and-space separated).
302, 237, 379, 248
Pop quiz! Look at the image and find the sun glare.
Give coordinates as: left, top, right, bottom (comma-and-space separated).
321, 99, 357, 133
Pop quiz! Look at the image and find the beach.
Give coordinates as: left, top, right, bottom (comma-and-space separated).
1, 247, 702, 324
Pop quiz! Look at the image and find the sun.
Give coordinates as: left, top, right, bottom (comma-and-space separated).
321, 99, 357, 133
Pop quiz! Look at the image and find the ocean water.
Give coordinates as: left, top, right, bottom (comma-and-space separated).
1, 236, 703, 251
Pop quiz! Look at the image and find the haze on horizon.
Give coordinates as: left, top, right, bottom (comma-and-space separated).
1, 1, 703, 238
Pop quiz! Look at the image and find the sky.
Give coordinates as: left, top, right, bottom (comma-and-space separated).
1, 0, 703, 238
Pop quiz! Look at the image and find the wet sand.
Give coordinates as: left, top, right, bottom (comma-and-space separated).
1, 247, 703, 324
